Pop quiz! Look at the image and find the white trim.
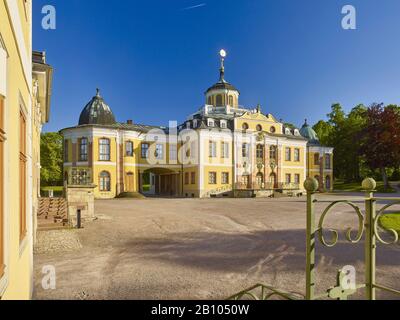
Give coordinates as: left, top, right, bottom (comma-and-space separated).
0, 94, 9, 297
93, 162, 117, 166
0, 47, 6, 97
282, 165, 306, 169
5, 0, 32, 94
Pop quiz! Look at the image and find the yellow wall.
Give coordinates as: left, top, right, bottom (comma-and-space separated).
236, 112, 283, 133
0, 0, 34, 300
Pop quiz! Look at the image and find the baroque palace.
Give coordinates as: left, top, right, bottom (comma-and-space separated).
1, 1, 53, 299
61, 50, 333, 199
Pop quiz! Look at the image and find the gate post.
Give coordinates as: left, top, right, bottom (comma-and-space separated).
363, 178, 377, 300
304, 178, 319, 300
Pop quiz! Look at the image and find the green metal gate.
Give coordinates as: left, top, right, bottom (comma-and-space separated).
229, 178, 400, 300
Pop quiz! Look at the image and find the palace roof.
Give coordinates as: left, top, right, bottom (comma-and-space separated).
78, 89, 116, 126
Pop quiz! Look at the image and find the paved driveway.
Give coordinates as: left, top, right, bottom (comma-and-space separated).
33, 195, 400, 300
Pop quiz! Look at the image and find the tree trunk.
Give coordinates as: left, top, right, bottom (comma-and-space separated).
380, 167, 389, 190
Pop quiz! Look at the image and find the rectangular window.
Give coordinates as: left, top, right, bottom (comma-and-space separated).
155, 144, 163, 160
19, 110, 27, 241
0, 97, 4, 276
79, 138, 88, 161
126, 141, 134, 157
314, 153, 320, 165
169, 144, 177, 161
256, 145, 264, 159
99, 138, 111, 161
325, 154, 331, 169
295, 174, 300, 184
209, 172, 217, 185
221, 142, 229, 159
185, 172, 189, 185
294, 148, 300, 162
141, 143, 149, 159
191, 172, 196, 184
190, 141, 197, 160
285, 174, 291, 184
209, 141, 217, 158
222, 172, 229, 184
242, 143, 249, 158
285, 147, 291, 161
64, 139, 69, 162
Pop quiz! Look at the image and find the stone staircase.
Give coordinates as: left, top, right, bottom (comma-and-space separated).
37, 198, 69, 231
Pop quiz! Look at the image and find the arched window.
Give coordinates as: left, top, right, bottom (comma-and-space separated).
326, 175, 331, 190
99, 171, 111, 192
256, 144, 264, 159
208, 96, 213, 105
269, 173, 277, 188
242, 123, 249, 132
228, 95, 234, 106
242, 175, 250, 188
256, 173, 264, 186
270, 146, 277, 160
216, 95, 223, 106
256, 124, 263, 132
270, 126, 276, 134
99, 138, 111, 161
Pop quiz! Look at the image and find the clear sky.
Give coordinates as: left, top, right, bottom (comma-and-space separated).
33, 0, 400, 132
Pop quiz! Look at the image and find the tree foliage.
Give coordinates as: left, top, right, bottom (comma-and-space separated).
40, 132, 63, 186
359, 104, 400, 188
313, 103, 400, 185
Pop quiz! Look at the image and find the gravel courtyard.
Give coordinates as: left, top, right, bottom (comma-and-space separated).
33, 195, 400, 300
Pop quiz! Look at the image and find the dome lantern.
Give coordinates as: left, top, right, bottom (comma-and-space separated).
205, 50, 240, 107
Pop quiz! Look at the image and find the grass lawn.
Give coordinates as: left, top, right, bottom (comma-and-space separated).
41, 186, 64, 192
380, 213, 400, 235
334, 180, 396, 193
41, 186, 64, 197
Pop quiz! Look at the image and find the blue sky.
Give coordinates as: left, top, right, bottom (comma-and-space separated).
33, 0, 400, 132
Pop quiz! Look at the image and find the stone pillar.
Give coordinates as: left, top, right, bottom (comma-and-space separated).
66, 184, 96, 227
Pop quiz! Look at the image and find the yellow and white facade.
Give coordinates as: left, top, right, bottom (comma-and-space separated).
0, 1, 53, 300
61, 52, 333, 199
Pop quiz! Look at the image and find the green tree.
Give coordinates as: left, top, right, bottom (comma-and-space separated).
40, 132, 63, 186
359, 104, 400, 189
315, 104, 367, 181
313, 120, 332, 146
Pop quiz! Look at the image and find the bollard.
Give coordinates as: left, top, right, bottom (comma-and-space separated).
77, 209, 82, 229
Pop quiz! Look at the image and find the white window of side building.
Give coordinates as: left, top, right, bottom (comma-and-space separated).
285, 147, 291, 161
209, 141, 217, 158
221, 142, 229, 159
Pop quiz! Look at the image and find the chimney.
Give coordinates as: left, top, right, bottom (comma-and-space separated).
127, 120, 133, 125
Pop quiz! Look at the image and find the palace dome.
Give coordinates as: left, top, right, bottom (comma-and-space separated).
300, 120, 320, 144
79, 89, 116, 126
206, 80, 239, 94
